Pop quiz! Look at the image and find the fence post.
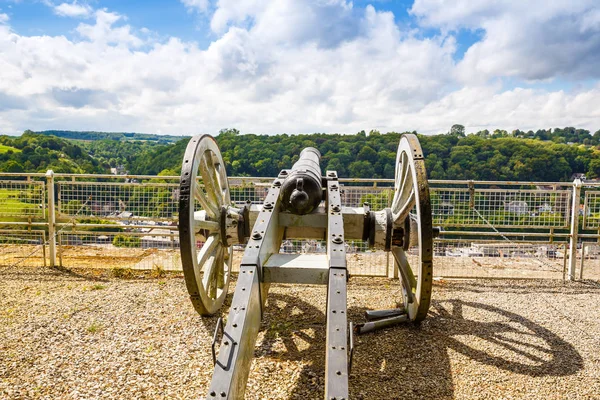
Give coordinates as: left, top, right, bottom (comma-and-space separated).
568, 178, 582, 280
46, 170, 56, 267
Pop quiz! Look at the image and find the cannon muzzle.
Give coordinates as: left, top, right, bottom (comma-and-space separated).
280, 147, 323, 214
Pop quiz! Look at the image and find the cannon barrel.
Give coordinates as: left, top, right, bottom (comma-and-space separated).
280, 147, 323, 215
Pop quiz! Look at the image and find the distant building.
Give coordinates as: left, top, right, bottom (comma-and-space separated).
504, 201, 528, 215
439, 202, 454, 215
110, 165, 127, 175
141, 228, 179, 249
116, 211, 133, 219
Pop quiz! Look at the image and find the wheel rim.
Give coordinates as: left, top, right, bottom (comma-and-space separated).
179, 134, 232, 315
391, 134, 433, 322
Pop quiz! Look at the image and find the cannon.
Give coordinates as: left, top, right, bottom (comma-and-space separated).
178, 134, 433, 399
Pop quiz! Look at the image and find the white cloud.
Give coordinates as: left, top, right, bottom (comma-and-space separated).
0, 1, 599, 135
75, 10, 143, 47
53, 1, 93, 18
181, 0, 210, 13
411, 0, 600, 82
0, 13, 9, 24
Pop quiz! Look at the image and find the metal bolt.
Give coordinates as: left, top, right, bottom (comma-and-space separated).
328, 172, 336, 177
332, 205, 340, 212
263, 203, 273, 210
273, 181, 281, 187
280, 170, 288, 176
332, 237, 343, 244
252, 232, 262, 240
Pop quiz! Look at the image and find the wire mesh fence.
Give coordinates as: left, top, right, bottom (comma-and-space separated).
2, 172, 600, 280
0, 230, 46, 267
433, 239, 567, 279
0, 180, 45, 218
583, 191, 600, 229
431, 188, 571, 228
579, 243, 600, 280
57, 180, 179, 220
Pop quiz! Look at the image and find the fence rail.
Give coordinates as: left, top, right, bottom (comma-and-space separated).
1, 172, 599, 281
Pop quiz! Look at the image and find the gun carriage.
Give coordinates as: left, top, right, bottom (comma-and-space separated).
178, 134, 434, 399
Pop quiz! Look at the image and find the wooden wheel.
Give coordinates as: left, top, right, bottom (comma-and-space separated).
390, 134, 433, 322
179, 135, 233, 316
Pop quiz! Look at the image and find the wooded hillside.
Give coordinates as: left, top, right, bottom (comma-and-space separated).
2, 127, 600, 181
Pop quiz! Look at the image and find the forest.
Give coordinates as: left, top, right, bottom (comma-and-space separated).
1, 126, 600, 182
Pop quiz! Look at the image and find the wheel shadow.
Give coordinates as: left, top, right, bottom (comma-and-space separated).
347, 299, 583, 399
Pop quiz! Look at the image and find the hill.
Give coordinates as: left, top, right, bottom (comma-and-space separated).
35, 130, 189, 144
129, 128, 600, 182
2, 128, 600, 181
0, 131, 107, 174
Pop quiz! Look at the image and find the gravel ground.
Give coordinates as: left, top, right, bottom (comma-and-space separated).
1, 266, 599, 399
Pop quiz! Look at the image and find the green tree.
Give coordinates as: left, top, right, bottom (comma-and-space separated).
450, 124, 465, 137
348, 161, 375, 178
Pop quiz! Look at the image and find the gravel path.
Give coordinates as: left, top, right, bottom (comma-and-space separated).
1, 266, 599, 399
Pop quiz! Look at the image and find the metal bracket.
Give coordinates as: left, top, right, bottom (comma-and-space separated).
362, 202, 371, 241
354, 313, 408, 335
348, 321, 354, 375
237, 203, 250, 244
468, 180, 475, 208
384, 208, 393, 251
211, 317, 224, 366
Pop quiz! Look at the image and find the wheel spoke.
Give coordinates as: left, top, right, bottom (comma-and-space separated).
395, 187, 415, 221
213, 156, 230, 206
393, 152, 416, 221
193, 234, 219, 287
194, 183, 218, 218
391, 246, 416, 304
216, 245, 225, 289
393, 165, 415, 220
203, 252, 218, 299
200, 151, 224, 207
193, 210, 220, 232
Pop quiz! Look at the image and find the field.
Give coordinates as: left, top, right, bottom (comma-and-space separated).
0, 188, 43, 218
0, 144, 21, 154
1, 265, 599, 399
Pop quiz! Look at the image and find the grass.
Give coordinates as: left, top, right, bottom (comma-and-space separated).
0, 144, 21, 154
0, 189, 43, 217
87, 321, 102, 333
151, 264, 166, 278
91, 284, 106, 290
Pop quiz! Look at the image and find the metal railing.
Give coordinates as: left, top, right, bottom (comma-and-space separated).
1, 172, 599, 280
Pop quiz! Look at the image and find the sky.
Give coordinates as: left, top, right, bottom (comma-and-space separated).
0, 0, 600, 136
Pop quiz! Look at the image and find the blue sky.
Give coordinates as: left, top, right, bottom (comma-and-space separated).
0, 0, 599, 135
2, 0, 484, 58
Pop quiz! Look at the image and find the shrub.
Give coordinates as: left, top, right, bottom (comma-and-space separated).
111, 267, 134, 279
112, 234, 141, 248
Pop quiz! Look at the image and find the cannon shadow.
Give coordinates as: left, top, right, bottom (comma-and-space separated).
250, 293, 583, 400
